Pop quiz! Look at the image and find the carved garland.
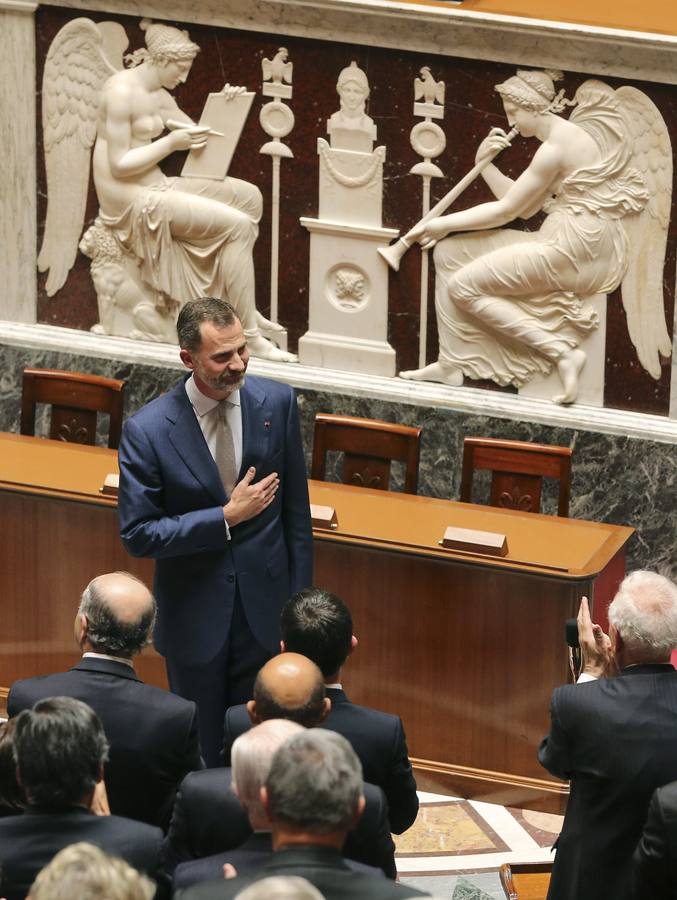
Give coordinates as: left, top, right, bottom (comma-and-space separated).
318, 139, 384, 187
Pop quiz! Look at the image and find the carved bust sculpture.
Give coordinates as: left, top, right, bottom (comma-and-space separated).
328, 61, 377, 152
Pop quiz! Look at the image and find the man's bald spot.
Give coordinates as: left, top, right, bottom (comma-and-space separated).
87, 572, 153, 625
257, 653, 324, 707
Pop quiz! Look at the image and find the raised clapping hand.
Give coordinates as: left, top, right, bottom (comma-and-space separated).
577, 596, 617, 679
223, 467, 279, 527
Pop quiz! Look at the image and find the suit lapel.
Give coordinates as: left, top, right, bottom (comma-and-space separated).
166, 382, 226, 504
239, 378, 272, 479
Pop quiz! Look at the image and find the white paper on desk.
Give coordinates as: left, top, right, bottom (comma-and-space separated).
181, 91, 255, 181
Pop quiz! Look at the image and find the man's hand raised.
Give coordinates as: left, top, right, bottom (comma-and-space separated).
223, 467, 279, 527
578, 596, 617, 679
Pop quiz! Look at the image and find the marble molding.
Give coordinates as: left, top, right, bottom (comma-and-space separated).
1, 323, 675, 581
34, 0, 677, 87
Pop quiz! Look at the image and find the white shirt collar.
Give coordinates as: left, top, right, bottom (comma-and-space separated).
82, 652, 134, 669
184, 374, 241, 418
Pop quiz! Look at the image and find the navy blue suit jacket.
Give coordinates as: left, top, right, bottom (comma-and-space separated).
222, 688, 419, 834
633, 780, 677, 900
7, 657, 203, 831
0, 806, 166, 900
539, 665, 677, 900
118, 376, 313, 666
164, 767, 396, 879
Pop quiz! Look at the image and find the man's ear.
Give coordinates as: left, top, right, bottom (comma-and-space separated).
280, 640, 286, 654
75, 612, 89, 647
351, 794, 366, 828
260, 785, 272, 822
320, 697, 332, 722
246, 700, 260, 724
349, 635, 358, 655
610, 624, 622, 655
179, 348, 195, 370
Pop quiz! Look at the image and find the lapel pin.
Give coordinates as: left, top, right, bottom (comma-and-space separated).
264, 420, 271, 429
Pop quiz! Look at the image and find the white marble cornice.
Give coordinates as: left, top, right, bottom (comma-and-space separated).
3, 321, 676, 444
35, 0, 677, 85
0, 1, 37, 10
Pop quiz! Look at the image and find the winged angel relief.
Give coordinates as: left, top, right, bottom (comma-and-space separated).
37, 17, 295, 360
400, 70, 672, 403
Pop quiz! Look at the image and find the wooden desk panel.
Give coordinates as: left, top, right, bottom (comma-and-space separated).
0, 434, 633, 811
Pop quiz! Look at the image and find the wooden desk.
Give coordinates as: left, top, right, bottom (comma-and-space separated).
0, 433, 633, 810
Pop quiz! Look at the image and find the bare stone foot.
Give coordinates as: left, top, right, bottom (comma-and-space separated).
255, 310, 285, 333
553, 348, 586, 404
248, 333, 298, 363
399, 362, 463, 386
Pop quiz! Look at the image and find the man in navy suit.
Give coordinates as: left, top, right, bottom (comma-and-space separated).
118, 297, 313, 766
222, 588, 419, 833
8, 572, 203, 830
539, 571, 677, 900
0, 697, 167, 900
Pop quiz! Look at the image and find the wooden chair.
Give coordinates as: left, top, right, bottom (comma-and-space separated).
500, 862, 552, 900
20, 368, 126, 450
311, 413, 422, 494
460, 437, 572, 517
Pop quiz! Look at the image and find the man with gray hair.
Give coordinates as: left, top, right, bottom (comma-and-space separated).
539, 570, 677, 900
8, 572, 203, 829
176, 730, 429, 899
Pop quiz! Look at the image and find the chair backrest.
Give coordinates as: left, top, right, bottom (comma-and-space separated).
499, 862, 552, 900
460, 437, 572, 517
311, 413, 422, 494
20, 368, 126, 450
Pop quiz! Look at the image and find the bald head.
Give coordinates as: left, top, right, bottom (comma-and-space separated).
77, 572, 156, 659
249, 653, 329, 728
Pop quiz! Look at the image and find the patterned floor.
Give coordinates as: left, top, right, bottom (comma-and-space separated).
396, 791, 561, 897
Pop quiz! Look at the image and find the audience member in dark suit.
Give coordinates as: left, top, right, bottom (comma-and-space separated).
167, 657, 396, 879
633, 780, 677, 900
0, 697, 167, 900
223, 587, 418, 833
539, 571, 677, 900
8, 572, 203, 830
175, 729, 429, 899
27, 842, 155, 900
173, 719, 389, 890
0, 720, 26, 818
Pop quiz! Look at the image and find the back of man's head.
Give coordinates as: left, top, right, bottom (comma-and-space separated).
13, 697, 109, 809
231, 719, 303, 828
280, 588, 352, 679
28, 842, 155, 900
78, 572, 156, 659
252, 653, 327, 727
265, 730, 363, 836
609, 570, 677, 662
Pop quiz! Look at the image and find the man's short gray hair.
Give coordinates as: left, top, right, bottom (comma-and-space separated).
79, 573, 156, 657
266, 729, 363, 834
608, 570, 677, 660
28, 842, 155, 900
231, 719, 303, 813
234, 876, 325, 900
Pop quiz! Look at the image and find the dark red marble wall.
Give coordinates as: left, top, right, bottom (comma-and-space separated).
36, 6, 675, 415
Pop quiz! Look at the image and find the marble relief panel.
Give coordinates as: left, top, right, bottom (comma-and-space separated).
2, 343, 673, 580
34, 7, 676, 415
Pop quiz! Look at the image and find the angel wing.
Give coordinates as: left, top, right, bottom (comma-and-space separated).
37, 18, 127, 296
616, 86, 672, 379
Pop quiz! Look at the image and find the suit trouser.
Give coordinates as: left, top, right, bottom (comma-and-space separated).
165, 588, 272, 767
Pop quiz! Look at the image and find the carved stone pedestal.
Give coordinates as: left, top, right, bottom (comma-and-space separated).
298, 217, 398, 375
